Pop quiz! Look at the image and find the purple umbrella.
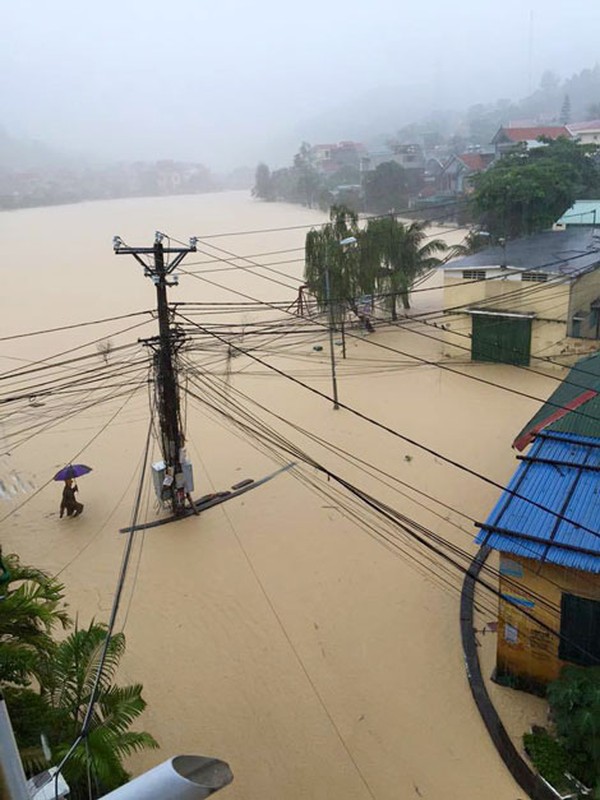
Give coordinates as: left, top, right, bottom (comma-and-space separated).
53, 464, 93, 482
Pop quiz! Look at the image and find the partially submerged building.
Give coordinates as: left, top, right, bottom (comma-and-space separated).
475, 354, 600, 692
441, 229, 600, 364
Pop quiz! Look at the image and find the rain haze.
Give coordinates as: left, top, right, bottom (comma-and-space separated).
3, 0, 600, 170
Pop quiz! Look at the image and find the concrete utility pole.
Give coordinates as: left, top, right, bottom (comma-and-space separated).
114, 232, 197, 517
323, 250, 340, 411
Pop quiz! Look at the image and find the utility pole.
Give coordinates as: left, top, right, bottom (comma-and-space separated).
114, 232, 197, 517
324, 248, 340, 411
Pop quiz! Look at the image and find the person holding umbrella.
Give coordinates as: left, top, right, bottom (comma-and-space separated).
60, 478, 83, 518
55, 464, 91, 518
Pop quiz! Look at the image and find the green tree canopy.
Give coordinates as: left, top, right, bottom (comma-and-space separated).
293, 142, 321, 208
547, 665, 600, 790
304, 208, 447, 322
364, 217, 447, 316
39, 621, 159, 797
363, 161, 409, 214
0, 552, 69, 688
2, 552, 157, 800
470, 138, 600, 238
304, 205, 364, 323
252, 162, 274, 201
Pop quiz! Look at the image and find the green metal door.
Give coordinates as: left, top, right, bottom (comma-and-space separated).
471, 314, 532, 366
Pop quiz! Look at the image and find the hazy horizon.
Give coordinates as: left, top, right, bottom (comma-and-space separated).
3, 0, 600, 171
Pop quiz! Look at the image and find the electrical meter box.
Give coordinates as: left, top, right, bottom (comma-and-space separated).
152, 460, 194, 502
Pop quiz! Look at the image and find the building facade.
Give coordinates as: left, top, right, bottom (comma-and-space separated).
441, 229, 600, 364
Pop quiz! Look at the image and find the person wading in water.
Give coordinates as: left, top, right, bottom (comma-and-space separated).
60, 478, 84, 518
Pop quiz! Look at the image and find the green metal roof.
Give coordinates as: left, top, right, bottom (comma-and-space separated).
556, 200, 600, 226
513, 352, 600, 449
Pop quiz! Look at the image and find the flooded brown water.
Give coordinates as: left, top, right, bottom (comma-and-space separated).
1, 191, 557, 798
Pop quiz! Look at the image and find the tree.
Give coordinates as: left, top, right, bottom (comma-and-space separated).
0, 551, 69, 689
546, 665, 600, 790
0, 552, 157, 799
470, 138, 600, 238
252, 162, 274, 201
269, 167, 296, 201
364, 217, 447, 316
363, 161, 409, 214
560, 94, 571, 125
39, 621, 159, 798
304, 205, 365, 325
293, 142, 321, 208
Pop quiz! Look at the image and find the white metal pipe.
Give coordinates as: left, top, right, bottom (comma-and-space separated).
0, 695, 29, 800
103, 755, 233, 799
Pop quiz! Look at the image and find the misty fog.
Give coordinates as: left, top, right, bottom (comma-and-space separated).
2, 0, 600, 170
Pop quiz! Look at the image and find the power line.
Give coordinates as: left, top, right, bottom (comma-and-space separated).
176, 309, 600, 539
182, 362, 589, 613
53, 418, 153, 800
180, 375, 585, 633
0, 310, 152, 343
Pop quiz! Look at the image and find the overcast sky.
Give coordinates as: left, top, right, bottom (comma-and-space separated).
2, 0, 600, 170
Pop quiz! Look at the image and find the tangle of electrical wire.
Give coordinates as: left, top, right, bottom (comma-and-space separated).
179, 370, 599, 663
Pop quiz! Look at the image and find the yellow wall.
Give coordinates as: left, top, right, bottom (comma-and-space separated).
568, 268, 600, 339
441, 274, 600, 360
496, 554, 600, 689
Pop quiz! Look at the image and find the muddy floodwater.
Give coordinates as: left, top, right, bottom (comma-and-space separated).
1, 191, 558, 798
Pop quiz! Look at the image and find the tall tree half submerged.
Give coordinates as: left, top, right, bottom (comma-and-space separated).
364, 217, 447, 317
251, 162, 274, 201
304, 207, 447, 323
304, 205, 366, 325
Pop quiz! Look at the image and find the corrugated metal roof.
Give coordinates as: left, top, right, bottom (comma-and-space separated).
443, 228, 600, 275
513, 353, 600, 449
475, 431, 600, 573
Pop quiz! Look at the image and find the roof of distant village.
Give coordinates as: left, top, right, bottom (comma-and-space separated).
492, 125, 571, 144
455, 152, 495, 171
568, 119, 600, 132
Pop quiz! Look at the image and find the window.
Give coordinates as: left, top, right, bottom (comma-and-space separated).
462, 270, 486, 281
504, 623, 518, 644
521, 271, 548, 282
559, 593, 600, 667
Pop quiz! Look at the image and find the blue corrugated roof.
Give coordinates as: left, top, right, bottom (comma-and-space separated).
475, 431, 600, 573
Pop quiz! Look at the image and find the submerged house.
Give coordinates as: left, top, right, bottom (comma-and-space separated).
475, 354, 600, 692
441, 228, 600, 364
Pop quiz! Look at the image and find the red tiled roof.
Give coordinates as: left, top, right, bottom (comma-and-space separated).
457, 153, 492, 171
497, 126, 570, 143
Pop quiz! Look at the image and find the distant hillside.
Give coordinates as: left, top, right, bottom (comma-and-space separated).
0, 125, 76, 171
263, 63, 600, 165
